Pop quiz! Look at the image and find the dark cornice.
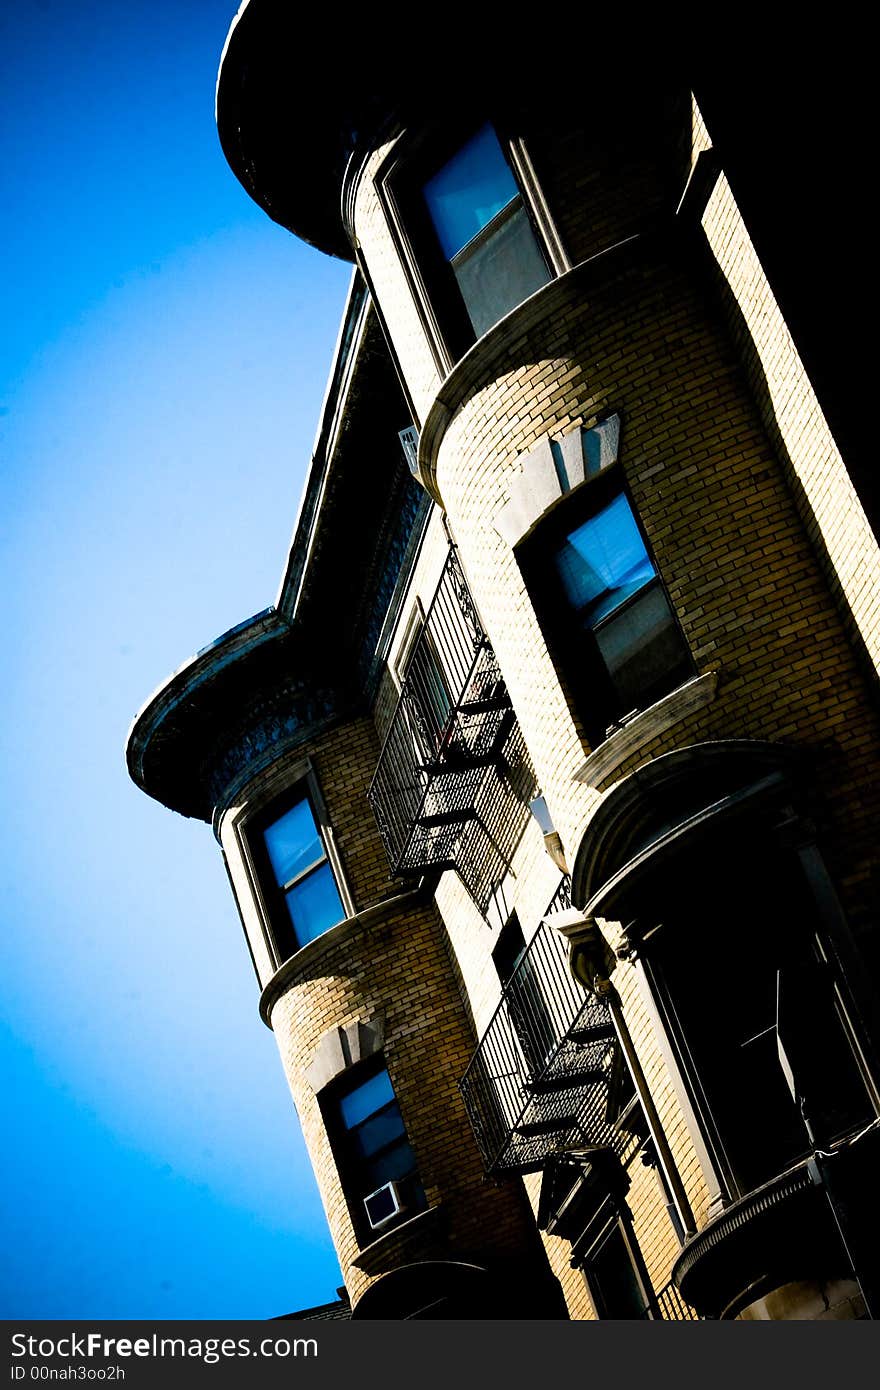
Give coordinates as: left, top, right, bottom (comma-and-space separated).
126, 285, 424, 823
126, 612, 348, 823
216, 2, 399, 261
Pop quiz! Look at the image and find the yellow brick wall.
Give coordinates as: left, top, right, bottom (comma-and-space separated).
269, 893, 546, 1308
340, 95, 880, 1315
429, 248, 880, 940
692, 98, 880, 684
525, 94, 689, 269
220, 709, 558, 1312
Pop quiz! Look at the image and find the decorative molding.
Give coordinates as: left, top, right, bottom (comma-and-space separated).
208, 684, 341, 821
306, 1018, 386, 1094
494, 414, 621, 548
417, 237, 642, 503
571, 738, 801, 913
671, 1160, 822, 1318
674, 1163, 814, 1283
573, 671, 719, 789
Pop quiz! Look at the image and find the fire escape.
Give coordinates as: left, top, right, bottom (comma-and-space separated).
368, 548, 534, 910
458, 879, 637, 1175
458, 880, 702, 1318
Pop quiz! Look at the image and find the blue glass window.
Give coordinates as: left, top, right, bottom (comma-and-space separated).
421, 124, 550, 339
263, 798, 324, 884
554, 494, 656, 627
339, 1069, 396, 1129
541, 486, 692, 735
327, 1063, 426, 1241
423, 124, 520, 259
282, 861, 345, 948
260, 791, 345, 954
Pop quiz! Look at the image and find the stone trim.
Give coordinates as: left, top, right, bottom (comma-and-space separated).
305, 1018, 386, 1094
573, 672, 720, 790
494, 414, 621, 548
259, 883, 430, 1027
671, 1160, 815, 1306
348, 1204, 446, 1277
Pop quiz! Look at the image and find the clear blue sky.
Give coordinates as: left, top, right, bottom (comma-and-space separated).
1, 2, 352, 1317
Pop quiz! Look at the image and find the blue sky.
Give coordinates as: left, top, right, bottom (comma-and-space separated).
1, 3, 352, 1317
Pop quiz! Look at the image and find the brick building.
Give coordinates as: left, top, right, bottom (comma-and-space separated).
127, 9, 880, 1319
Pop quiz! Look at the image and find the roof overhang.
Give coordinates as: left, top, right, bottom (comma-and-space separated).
216, 2, 396, 260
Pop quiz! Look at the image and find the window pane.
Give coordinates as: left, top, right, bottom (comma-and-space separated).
362, 1138, 419, 1191
593, 583, 691, 713
423, 123, 519, 259
339, 1069, 396, 1130
492, 914, 527, 986
263, 797, 323, 886
453, 203, 551, 337
590, 1225, 647, 1318
284, 860, 345, 947
406, 638, 452, 747
555, 494, 655, 625
350, 1105, 407, 1160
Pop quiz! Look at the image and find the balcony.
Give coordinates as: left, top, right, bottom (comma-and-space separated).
369, 548, 533, 910
460, 880, 635, 1175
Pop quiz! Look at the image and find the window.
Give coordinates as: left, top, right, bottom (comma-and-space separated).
382, 122, 554, 363
519, 469, 692, 745
421, 123, 551, 341
493, 914, 555, 1074
323, 1060, 427, 1244
641, 833, 872, 1201
582, 1214, 652, 1320
398, 610, 454, 766
251, 784, 347, 963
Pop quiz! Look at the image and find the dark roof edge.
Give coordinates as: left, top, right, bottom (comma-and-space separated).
275, 270, 369, 620
215, 0, 357, 261
125, 273, 371, 807
125, 606, 284, 794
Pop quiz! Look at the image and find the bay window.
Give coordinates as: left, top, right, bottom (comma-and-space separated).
421, 122, 551, 341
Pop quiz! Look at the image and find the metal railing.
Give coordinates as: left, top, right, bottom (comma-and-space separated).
460, 879, 629, 1174
641, 1282, 702, 1320
369, 549, 517, 885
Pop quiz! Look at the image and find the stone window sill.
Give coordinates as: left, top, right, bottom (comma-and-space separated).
574, 672, 719, 790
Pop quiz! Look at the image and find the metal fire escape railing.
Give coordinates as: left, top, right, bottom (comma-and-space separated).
459, 879, 634, 1175
641, 1282, 702, 1320
369, 549, 531, 908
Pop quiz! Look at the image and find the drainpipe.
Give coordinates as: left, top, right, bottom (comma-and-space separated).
554, 912, 697, 1239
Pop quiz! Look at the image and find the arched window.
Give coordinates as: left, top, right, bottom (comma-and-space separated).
571, 744, 877, 1204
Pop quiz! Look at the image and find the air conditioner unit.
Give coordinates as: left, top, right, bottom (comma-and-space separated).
364, 1180, 405, 1231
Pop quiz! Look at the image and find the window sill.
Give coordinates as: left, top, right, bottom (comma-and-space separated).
573, 672, 719, 790
349, 1203, 446, 1277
